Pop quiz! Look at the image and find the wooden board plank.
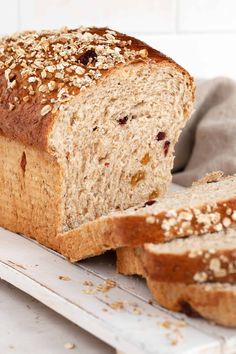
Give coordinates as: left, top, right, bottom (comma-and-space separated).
0, 280, 114, 354
82, 253, 236, 354
0, 228, 221, 354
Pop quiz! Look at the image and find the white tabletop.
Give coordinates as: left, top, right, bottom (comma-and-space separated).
0, 280, 114, 354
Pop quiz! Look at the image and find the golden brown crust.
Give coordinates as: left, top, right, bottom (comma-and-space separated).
147, 280, 236, 327
0, 27, 193, 151
116, 246, 236, 327
54, 196, 236, 261
0, 85, 54, 150
116, 247, 145, 276
0, 135, 62, 244
144, 248, 236, 284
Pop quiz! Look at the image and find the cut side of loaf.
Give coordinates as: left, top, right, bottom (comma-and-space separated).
0, 27, 194, 260
59, 174, 236, 260
116, 247, 236, 327
144, 228, 236, 284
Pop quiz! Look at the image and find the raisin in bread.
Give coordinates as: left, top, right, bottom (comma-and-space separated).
0, 27, 194, 260
116, 246, 236, 327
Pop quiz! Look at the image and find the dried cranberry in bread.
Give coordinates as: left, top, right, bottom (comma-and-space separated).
0, 27, 194, 260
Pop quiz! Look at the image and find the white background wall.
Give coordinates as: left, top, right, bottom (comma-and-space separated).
0, 0, 236, 79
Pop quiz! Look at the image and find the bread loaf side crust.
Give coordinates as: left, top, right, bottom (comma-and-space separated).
0, 136, 62, 243
116, 247, 145, 276
0, 27, 194, 151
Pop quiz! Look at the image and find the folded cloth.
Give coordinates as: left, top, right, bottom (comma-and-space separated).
173, 77, 236, 186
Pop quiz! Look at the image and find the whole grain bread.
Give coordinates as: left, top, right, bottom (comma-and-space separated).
0, 26, 194, 260
59, 174, 236, 261
116, 246, 236, 327
144, 228, 236, 284
117, 228, 236, 284
148, 281, 236, 327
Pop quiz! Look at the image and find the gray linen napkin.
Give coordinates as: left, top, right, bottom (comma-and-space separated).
173, 77, 236, 186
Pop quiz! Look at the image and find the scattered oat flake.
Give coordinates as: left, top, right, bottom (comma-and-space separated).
58, 275, 71, 281
0, 27, 146, 112
41, 104, 51, 116
139, 48, 148, 58
146, 216, 156, 224
160, 319, 186, 329
109, 301, 124, 310
176, 320, 186, 328
96, 279, 117, 293
158, 319, 185, 346
64, 342, 75, 350
8, 103, 15, 111
169, 338, 178, 346
82, 287, 96, 295
166, 330, 183, 346
160, 320, 172, 329
83, 280, 94, 286
132, 307, 142, 315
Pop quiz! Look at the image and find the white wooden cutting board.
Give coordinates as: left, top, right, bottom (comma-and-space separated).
0, 185, 236, 354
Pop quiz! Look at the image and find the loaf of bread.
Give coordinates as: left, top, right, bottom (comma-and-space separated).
0, 27, 194, 260
116, 245, 236, 327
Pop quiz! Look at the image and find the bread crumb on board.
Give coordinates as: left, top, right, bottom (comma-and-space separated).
83, 280, 94, 286
64, 342, 75, 350
82, 278, 117, 295
132, 304, 142, 315
109, 301, 125, 310
159, 319, 186, 346
96, 279, 117, 293
58, 275, 71, 281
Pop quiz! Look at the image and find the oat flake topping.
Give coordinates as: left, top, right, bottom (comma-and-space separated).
0, 27, 148, 115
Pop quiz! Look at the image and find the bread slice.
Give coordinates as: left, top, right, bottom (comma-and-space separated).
148, 281, 236, 327
58, 174, 236, 261
116, 247, 236, 327
144, 228, 236, 284
117, 228, 236, 283
0, 27, 194, 260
